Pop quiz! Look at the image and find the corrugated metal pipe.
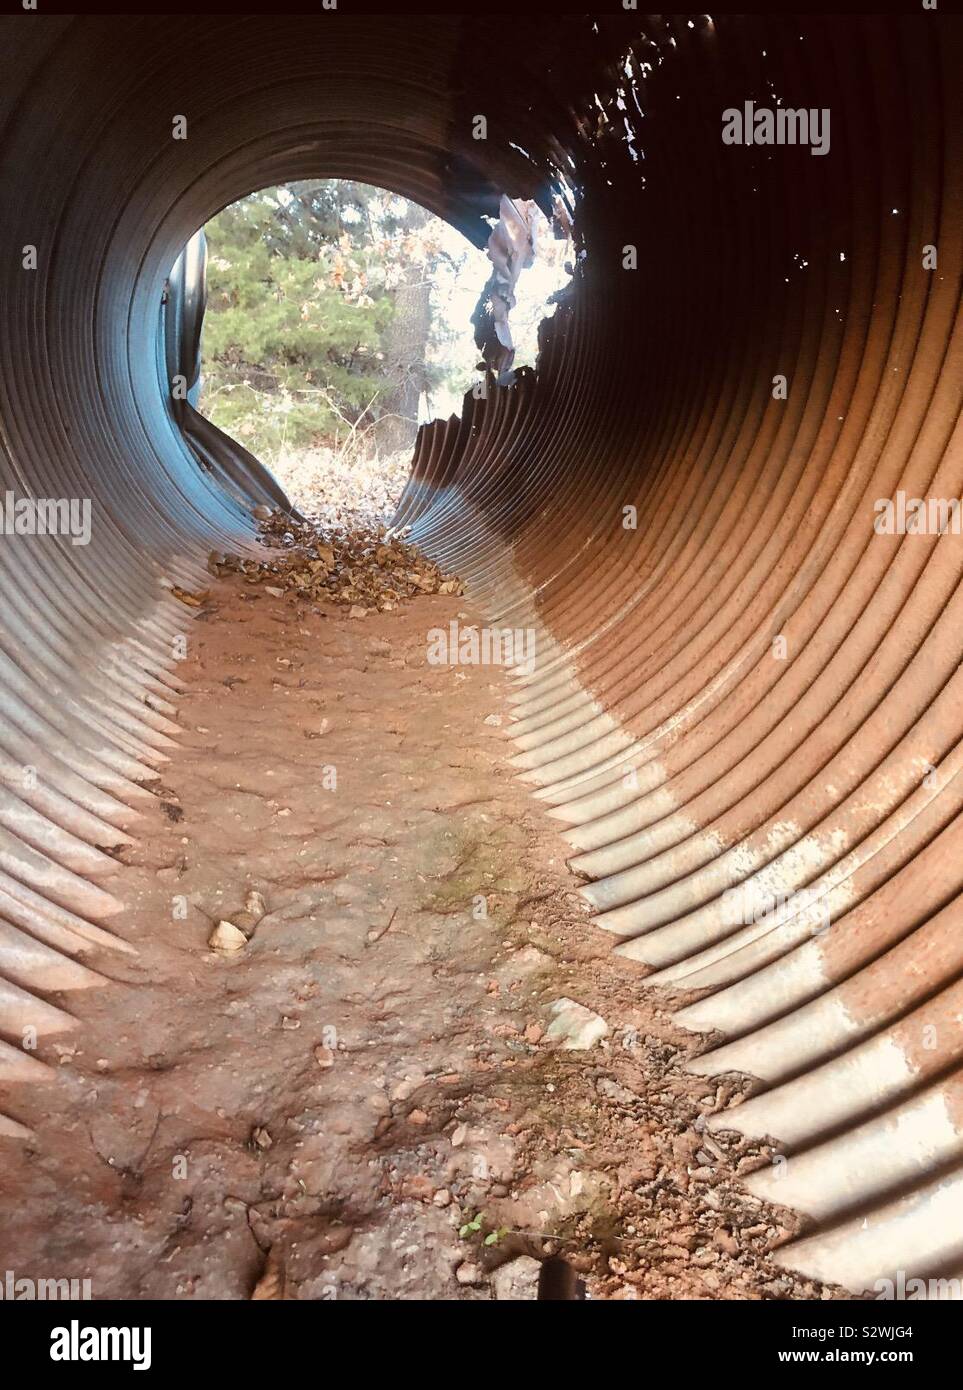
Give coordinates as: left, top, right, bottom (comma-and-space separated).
0, 11, 961, 1295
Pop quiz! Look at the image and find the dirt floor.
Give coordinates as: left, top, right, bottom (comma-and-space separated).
0, 573, 849, 1301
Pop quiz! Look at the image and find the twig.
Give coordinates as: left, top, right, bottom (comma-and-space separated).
366, 906, 398, 946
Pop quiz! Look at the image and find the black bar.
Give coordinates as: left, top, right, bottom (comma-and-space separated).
2, 1295, 951, 1374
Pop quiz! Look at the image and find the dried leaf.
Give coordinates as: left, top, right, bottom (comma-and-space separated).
208, 920, 248, 953
171, 585, 210, 608
251, 1250, 287, 1300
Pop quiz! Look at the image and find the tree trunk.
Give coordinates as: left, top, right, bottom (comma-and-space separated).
375, 204, 431, 455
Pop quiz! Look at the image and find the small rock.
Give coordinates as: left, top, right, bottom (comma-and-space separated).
483, 713, 502, 727
317, 1224, 353, 1256
245, 889, 267, 921
408, 1108, 429, 1126
455, 1262, 483, 1286
314, 1045, 335, 1068
402, 1174, 435, 1202
596, 1077, 638, 1105
281, 1016, 300, 1031
252, 504, 273, 521
713, 1227, 740, 1256
348, 605, 368, 619
432, 1188, 451, 1208
491, 1256, 542, 1300
450, 1123, 468, 1147
503, 945, 553, 978
523, 1022, 543, 1045
544, 998, 610, 1050
252, 1126, 272, 1150
264, 586, 285, 598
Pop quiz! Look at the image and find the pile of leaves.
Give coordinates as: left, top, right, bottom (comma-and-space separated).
208, 511, 463, 615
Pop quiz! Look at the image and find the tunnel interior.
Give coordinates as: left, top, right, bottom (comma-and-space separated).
1, 10, 962, 1295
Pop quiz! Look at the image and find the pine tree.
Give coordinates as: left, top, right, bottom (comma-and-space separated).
201, 181, 439, 462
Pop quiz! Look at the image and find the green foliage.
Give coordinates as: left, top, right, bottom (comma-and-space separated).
201, 181, 430, 461
484, 1228, 510, 1247
458, 1211, 510, 1246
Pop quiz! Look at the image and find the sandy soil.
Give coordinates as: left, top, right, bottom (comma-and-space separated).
0, 576, 849, 1301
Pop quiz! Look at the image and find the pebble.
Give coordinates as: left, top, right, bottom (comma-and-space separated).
491, 1256, 542, 1300
544, 998, 610, 1050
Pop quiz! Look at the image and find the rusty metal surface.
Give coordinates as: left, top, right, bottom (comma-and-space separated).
1, 11, 961, 1295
